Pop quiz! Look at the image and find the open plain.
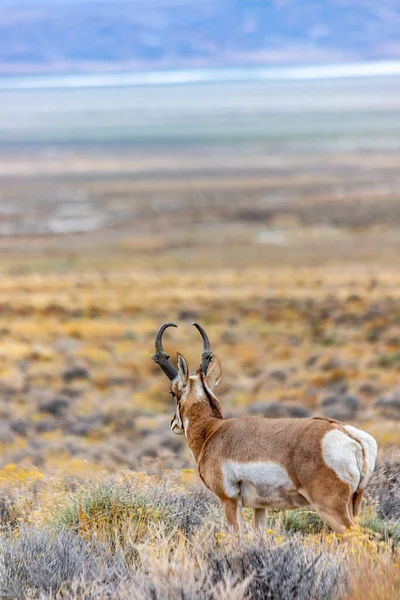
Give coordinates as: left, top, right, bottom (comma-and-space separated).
0, 73, 400, 597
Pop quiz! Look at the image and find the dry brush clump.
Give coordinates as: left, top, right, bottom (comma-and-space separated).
0, 525, 345, 600
55, 473, 217, 544
367, 451, 400, 522
207, 538, 344, 600
0, 527, 104, 599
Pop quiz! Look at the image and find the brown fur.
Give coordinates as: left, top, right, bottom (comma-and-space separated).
169, 354, 375, 535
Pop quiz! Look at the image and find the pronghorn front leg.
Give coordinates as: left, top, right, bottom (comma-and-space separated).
222, 498, 244, 536
253, 508, 266, 533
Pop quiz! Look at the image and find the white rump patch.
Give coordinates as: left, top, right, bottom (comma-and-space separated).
344, 425, 377, 489
222, 461, 295, 508
322, 429, 363, 492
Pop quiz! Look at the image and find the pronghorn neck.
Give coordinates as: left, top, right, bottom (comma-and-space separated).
184, 403, 223, 462
181, 377, 224, 462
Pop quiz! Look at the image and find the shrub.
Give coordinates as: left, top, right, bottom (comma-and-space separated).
268, 508, 325, 535
207, 537, 345, 600
0, 527, 98, 598
0, 493, 21, 530
367, 454, 400, 521
56, 475, 215, 545
359, 510, 400, 549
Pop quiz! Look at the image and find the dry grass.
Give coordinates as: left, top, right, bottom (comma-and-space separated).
0, 466, 398, 599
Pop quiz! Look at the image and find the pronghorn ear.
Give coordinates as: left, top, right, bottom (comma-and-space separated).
205, 355, 221, 390
176, 353, 189, 386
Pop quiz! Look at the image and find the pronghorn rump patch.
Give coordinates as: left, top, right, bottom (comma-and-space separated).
322, 429, 364, 492
343, 425, 377, 488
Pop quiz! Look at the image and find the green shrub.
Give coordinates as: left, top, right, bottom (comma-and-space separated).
56, 476, 214, 544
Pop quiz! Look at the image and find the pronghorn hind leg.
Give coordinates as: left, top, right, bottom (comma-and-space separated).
348, 497, 354, 521
308, 477, 354, 533
253, 508, 266, 533
352, 489, 364, 518
222, 499, 244, 536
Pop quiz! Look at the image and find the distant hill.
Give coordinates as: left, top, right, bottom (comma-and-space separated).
1, 0, 400, 74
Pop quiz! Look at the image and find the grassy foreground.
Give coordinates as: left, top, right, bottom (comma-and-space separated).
0, 455, 399, 600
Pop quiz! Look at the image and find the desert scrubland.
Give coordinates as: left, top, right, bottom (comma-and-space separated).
0, 142, 399, 598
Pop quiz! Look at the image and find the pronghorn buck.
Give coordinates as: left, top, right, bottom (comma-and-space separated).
152, 323, 377, 534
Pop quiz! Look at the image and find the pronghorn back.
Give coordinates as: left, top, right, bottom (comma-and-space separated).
198, 416, 376, 512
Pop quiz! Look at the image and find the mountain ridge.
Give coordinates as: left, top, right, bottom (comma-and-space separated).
1, 1, 400, 74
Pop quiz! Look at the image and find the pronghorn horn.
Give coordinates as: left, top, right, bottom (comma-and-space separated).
152, 323, 178, 381
192, 322, 213, 375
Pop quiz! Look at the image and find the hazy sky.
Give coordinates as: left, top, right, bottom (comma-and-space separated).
0, 0, 197, 4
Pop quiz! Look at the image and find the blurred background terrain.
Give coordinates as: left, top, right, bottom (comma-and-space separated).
0, 0, 400, 476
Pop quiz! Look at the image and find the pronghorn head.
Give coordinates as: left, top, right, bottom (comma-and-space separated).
152, 323, 222, 435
